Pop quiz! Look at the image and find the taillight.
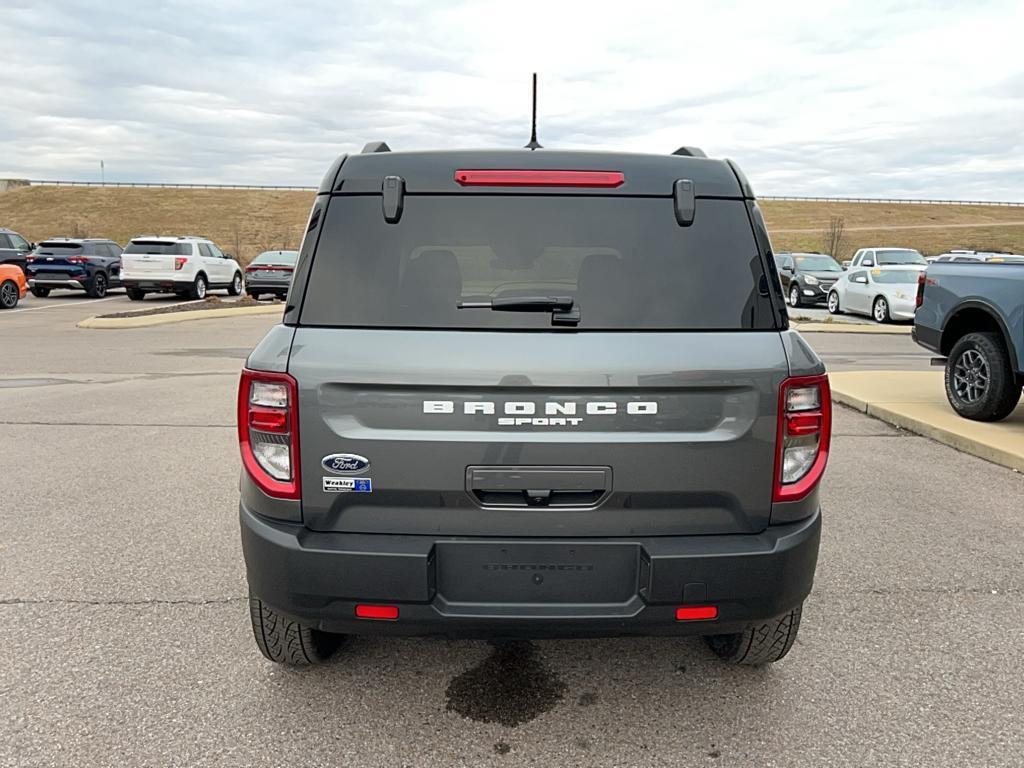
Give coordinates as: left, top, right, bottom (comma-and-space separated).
174, 257, 188, 270
454, 169, 625, 187
26, 256, 35, 263
237, 369, 300, 499
245, 265, 258, 273
68, 256, 88, 264
915, 271, 926, 309
774, 374, 831, 502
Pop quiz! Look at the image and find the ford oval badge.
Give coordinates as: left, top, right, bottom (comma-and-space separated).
321, 453, 370, 474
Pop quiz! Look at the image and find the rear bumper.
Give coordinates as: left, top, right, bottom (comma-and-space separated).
244, 276, 290, 292
29, 276, 88, 290
122, 278, 193, 293
240, 504, 821, 638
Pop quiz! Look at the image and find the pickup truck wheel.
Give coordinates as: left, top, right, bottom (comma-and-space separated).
945, 332, 1021, 421
86, 272, 107, 298
126, 287, 146, 301
789, 284, 801, 308
827, 291, 841, 314
705, 604, 802, 665
31, 286, 51, 298
0, 280, 20, 309
248, 595, 344, 665
872, 296, 890, 323
189, 274, 208, 300
228, 272, 243, 296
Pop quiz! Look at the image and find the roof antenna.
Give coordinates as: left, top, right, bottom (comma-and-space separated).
525, 73, 542, 150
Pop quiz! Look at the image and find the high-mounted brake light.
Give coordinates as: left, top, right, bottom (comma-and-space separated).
774, 374, 831, 503
174, 257, 188, 270
237, 369, 300, 499
454, 169, 624, 188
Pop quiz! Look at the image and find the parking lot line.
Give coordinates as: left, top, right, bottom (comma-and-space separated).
4, 296, 120, 314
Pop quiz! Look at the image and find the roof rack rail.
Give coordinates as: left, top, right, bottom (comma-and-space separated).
362, 141, 391, 154
672, 146, 707, 158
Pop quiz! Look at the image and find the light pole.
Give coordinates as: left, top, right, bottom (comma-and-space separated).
100, 160, 105, 184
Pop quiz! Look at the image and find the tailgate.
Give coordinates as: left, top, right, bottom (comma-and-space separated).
123, 253, 175, 273
292, 328, 787, 537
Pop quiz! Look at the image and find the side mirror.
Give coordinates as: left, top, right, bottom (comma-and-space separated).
781, 265, 793, 273
841, 261, 851, 270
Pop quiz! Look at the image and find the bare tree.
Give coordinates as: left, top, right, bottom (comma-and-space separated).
820, 216, 846, 259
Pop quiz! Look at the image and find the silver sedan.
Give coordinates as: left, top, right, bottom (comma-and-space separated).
826, 265, 924, 323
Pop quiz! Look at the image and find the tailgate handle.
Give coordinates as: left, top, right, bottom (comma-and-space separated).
466, 466, 611, 509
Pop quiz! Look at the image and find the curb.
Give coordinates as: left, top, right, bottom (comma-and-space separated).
831, 385, 1024, 473
78, 304, 283, 329
792, 321, 912, 334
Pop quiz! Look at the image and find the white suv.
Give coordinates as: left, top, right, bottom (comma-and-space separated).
120, 236, 244, 301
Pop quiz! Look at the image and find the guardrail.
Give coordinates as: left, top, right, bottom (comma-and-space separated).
24, 179, 317, 191
760, 195, 1024, 207
15, 180, 1024, 206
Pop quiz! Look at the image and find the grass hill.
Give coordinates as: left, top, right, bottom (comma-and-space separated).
2, 185, 1023, 264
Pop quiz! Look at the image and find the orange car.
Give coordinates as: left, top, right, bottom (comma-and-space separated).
0, 264, 27, 309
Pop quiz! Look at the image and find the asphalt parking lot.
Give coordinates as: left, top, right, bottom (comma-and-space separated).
1, 300, 1022, 767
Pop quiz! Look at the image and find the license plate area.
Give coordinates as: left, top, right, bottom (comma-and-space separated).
435, 541, 639, 605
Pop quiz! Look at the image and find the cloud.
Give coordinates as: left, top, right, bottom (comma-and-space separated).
2, 0, 1023, 199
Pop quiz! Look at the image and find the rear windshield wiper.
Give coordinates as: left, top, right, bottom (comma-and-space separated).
457, 296, 580, 326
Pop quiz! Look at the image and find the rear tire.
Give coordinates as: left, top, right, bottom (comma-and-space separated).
872, 296, 890, 323
705, 604, 803, 666
248, 594, 343, 665
126, 287, 146, 301
86, 272, 108, 298
189, 274, 208, 300
31, 286, 51, 298
0, 280, 19, 309
228, 272, 243, 296
944, 332, 1021, 421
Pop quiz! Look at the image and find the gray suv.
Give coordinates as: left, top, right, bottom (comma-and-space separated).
238, 143, 830, 666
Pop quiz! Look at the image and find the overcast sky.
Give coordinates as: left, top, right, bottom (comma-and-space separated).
3, 0, 1023, 199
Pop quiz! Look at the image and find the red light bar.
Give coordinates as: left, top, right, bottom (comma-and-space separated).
675, 605, 718, 621
355, 604, 399, 620
454, 169, 624, 188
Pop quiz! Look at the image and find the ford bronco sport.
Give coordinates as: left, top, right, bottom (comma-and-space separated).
239, 143, 830, 666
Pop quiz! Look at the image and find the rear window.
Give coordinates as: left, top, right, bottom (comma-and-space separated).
124, 241, 191, 255
872, 269, 921, 284
252, 251, 298, 265
875, 249, 926, 265
300, 196, 773, 330
38, 242, 83, 253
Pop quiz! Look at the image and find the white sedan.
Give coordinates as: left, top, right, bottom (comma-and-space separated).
826, 265, 924, 323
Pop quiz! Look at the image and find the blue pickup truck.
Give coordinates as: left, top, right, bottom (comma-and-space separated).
914, 262, 1023, 421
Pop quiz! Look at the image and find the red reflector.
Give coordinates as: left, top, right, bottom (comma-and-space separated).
786, 412, 822, 436
355, 604, 399, 620
248, 406, 287, 432
676, 605, 718, 621
454, 169, 624, 188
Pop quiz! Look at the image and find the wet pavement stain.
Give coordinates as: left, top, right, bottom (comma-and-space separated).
445, 640, 567, 727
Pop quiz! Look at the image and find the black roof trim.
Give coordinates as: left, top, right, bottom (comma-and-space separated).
725, 158, 755, 199
672, 146, 707, 158
326, 149, 745, 198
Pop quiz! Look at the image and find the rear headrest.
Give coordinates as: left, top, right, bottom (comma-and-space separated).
398, 249, 462, 323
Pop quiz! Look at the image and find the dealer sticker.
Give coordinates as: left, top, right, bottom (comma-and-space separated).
323, 477, 373, 493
